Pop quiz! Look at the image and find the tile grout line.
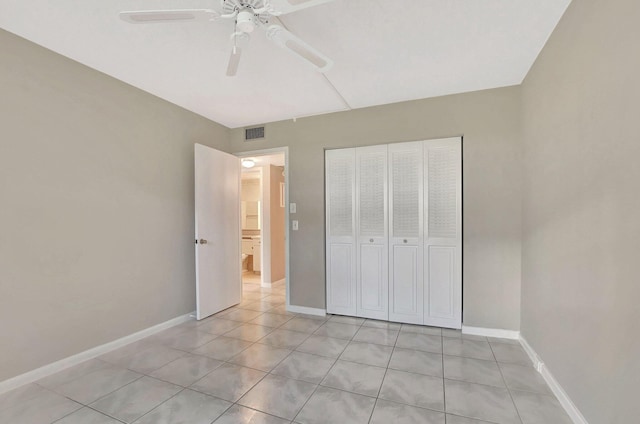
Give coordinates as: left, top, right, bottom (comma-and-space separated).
367, 398, 380, 424
489, 341, 525, 424
69, 373, 144, 406
173, 286, 289, 420
290, 377, 322, 423
260, 300, 337, 423
77, 404, 128, 423
195, 303, 318, 422
210, 303, 289, 421
441, 332, 448, 422
291, 314, 369, 423
366, 326, 400, 423
131, 386, 233, 424
37, 352, 187, 424
288, 308, 356, 421
49, 374, 145, 424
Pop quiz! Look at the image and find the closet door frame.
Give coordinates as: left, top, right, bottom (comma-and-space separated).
355, 144, 389, 320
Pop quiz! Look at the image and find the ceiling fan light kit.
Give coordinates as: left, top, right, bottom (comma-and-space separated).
242, 159, 256, 168
119, 0, 335, 76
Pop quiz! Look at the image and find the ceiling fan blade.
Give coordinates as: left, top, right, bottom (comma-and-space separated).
119, 9, 220, 24
266, 0, 336, 15
226, 46, 242, 77
266, 25, 333, 72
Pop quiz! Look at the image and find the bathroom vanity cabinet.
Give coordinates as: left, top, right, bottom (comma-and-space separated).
252, 237, 261, 271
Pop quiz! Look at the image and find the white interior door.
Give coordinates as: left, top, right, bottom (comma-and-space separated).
388, 141, 424, 324
356, 145, 389, 320
195, 143, 241, 320
424, 138, 462, 329
325, 148, 357, 316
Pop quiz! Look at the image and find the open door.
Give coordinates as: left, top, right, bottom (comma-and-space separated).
195, 144, 241, 320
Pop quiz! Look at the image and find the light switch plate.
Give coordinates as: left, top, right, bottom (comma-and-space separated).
289, 203, 297, 213
292, 220, 299, 231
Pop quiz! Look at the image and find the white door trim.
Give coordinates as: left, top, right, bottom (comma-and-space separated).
235, 147, 290, 307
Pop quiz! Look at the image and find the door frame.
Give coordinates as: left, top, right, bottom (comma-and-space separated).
235, 147, 290, 308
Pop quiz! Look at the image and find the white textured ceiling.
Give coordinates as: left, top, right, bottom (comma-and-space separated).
0, 0, 570, 128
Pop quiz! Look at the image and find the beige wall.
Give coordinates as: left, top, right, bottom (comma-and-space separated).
0, 30, 229, 381
230, 87, 523, 330
520, 0, 640, 422
269, 165, 286, 282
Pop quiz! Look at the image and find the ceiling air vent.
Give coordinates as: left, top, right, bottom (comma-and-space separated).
245, 126, 265, 141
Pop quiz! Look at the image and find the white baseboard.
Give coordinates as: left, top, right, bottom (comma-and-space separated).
287, 304, 326, 317
0, 311, 195, 395
462, 325, 520, 339
261, 282, 272, 288
519, 335, 543, 371
519, 336, 589, 424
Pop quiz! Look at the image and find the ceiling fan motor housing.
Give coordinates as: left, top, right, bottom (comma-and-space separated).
236, 9, 258, 33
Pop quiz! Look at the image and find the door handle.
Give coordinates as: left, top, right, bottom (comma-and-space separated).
197, 239, 208, 245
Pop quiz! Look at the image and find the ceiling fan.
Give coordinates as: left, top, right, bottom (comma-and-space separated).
120, 0, 335, 76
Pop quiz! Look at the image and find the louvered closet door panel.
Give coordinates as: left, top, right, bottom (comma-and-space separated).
325, 149, 357, 315
356, 145, 388, 320
388, 141, 424, 324
423, 138, 462, 329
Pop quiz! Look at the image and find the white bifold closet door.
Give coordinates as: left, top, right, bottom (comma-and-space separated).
356, 145, 388, 320
325, 138, 461, 329
325, 148, 357, 316
424, 138, 462, 328
388, 141, 424, 324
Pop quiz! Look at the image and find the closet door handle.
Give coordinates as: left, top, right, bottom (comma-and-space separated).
403, 239, 408, 243
369, 239, 374, 243
198, 239, 208, 245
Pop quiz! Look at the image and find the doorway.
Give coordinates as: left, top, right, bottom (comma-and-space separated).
194, 145, 290, 321
236, 148, 290, 308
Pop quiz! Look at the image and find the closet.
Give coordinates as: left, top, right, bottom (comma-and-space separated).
325, 137, 462, 329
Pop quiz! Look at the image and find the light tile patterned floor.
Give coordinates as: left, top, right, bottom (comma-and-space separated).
0, 279, 573, 423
